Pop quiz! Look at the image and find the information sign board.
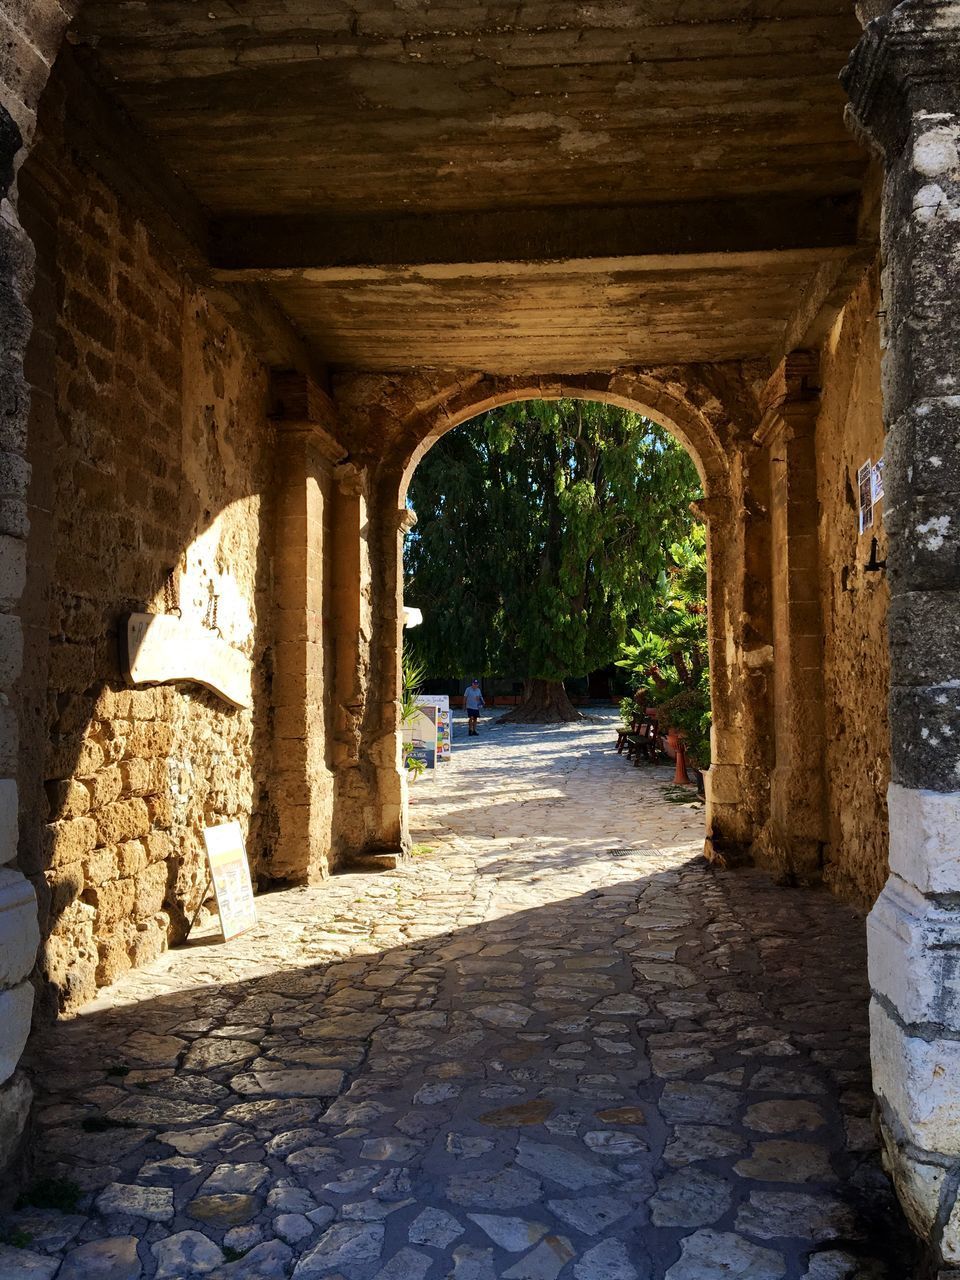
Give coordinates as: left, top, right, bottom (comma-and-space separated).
403, 703, 438, 769
202, 821, 258, 941
418, 695, 452, 761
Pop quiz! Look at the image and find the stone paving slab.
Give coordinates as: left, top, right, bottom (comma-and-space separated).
7, 713, 916, 1278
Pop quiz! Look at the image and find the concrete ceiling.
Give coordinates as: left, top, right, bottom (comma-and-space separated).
69, 0, 871, 374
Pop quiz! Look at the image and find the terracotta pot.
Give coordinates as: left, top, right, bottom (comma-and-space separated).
662, 726, 681, 760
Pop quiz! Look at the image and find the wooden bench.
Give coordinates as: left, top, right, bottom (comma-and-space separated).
615, 717, 640, 754
616, 714, 661, 764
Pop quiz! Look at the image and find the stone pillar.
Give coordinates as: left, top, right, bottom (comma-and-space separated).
342, 468, 408, 859
759, 356, 828, 881
329, 464, 368, 775
844, 4, 960, 1262
269, 374, 346, 883
0, 111, 41, 1171
1, 0, 88, 1177
704, 447, 775, 864
329, 462, 387, 860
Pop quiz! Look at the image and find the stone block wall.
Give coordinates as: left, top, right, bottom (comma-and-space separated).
0, 0, 79, 1174
16, 112, 276, 1016
816, 268, 890, 908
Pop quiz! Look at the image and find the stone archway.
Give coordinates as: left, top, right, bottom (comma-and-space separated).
332, 365, 778, 873
2, 0, 959, 1264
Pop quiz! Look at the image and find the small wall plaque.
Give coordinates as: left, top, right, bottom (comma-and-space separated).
120, 612, 253, 709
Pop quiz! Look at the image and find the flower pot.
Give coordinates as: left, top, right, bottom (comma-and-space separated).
662, 726, 681, 760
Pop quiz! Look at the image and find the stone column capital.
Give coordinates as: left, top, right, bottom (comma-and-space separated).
842, 0, 960, 159
753, 351, 821, 444
333, 460, 365, 497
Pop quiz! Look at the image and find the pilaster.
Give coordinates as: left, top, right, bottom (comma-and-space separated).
269, 373, 346, 882
329, 465, 407, 861
701, 484, 773, 864
761, 356, 828, 881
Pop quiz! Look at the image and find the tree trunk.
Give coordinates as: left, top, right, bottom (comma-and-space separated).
497, 679, 584, 723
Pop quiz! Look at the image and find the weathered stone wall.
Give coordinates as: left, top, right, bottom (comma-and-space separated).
17, 110, 276, 1017
844, 3, 960, 1265
0, 0, 77, 1181
815, 267, 890, 908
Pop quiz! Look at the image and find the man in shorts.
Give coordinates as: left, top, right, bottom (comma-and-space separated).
465, 680, 485, 735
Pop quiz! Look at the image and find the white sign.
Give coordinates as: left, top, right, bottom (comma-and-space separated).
417, 695, 452, 761
120, 612, 253, 709
202, 821, 257, 941
403, 703, 438, 769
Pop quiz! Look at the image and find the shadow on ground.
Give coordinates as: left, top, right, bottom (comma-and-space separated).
11, 852, 919, 1280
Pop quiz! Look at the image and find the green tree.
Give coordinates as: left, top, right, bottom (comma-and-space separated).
404, 399, 702, 722
616, 526, 711, 764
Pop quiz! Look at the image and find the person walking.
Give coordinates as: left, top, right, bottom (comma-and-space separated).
464, 679, 485, 735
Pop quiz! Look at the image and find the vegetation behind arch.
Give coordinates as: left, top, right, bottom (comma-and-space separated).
404, 399, 702, 721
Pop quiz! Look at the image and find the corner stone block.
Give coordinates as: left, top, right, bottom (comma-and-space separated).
869, 875, 960, 1029
706, 763, 745, 806
888, 782, 960, 895
0, 981, 34, 1085
883, 1134, 948, 1240
0, 867, 39, 987
870, 997, 960, 1157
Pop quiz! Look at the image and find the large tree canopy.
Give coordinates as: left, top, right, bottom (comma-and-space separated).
404, 398, 702, 720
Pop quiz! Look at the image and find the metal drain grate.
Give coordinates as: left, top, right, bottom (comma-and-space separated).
606, 847, 644, 858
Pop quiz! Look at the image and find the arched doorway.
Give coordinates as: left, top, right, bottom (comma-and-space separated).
333, 369, 776, 873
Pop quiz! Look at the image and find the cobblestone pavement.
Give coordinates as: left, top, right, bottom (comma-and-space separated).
5, 714, 916, 1279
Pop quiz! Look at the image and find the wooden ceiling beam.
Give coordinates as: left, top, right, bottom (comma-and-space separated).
209, 194, 861, 277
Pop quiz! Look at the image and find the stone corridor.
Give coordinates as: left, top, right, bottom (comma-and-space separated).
3, 716, 914, 1278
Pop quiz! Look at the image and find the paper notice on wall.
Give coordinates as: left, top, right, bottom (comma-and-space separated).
857, 459, 874, 534
871, 457, 885, 504
202, 821, 257, 941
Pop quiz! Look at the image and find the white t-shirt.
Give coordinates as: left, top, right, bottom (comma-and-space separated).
465, 686, 484, 710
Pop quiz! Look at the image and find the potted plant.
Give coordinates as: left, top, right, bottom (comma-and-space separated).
404, 752, 427, 782
400, 646, 427, 779
653, 682, 712, 793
